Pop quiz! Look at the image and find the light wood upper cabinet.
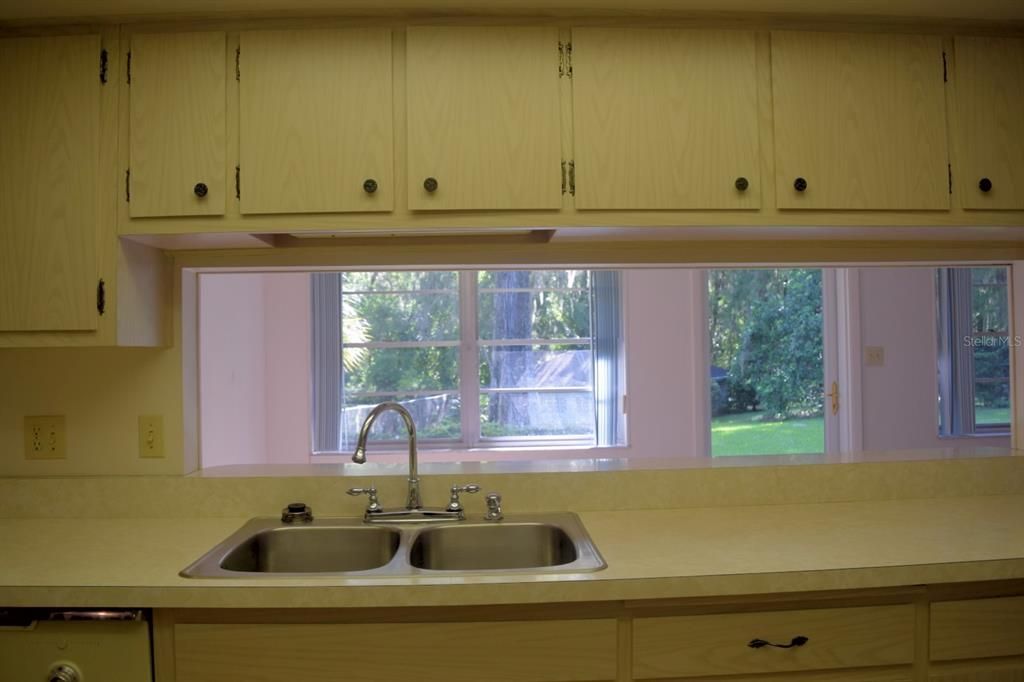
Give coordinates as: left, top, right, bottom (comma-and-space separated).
129, 31, 226, 217
0, 35, 100, 332
406, 26, 562, 211
239, 28, 394, 214
953, 36, 1024, 209
572, 28, 760, 210
771, 31, 949, 210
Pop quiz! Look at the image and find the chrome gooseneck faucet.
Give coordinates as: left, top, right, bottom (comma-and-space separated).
349, 402, 486, 522
352, 402, 421, 510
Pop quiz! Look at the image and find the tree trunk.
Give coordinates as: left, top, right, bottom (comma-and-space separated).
490, 271, 533, 429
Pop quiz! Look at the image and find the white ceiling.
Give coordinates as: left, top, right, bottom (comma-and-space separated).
2, 0, 1024, 23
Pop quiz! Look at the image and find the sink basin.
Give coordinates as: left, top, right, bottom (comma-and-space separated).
181, 512, 604, 578
409, 523, 577, 570
180, 520, 400, 577
220, 526, 400, 573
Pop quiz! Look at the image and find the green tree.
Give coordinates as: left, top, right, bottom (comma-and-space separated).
709, 269, 824, 419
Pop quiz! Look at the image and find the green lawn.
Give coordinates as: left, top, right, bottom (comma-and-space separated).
976, 406, 1010, 425
711, 411, 824, 457
711, 406, 1010, 456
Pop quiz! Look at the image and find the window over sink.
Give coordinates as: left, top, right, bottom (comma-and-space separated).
311, 270, 626, 455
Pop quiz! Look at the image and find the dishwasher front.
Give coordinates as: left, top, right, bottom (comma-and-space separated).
0, 609, 151, 682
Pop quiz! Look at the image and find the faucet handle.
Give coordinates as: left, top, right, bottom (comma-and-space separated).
484, 492, 504, 521
347, 486, 382, 514
446, 483, 481, 513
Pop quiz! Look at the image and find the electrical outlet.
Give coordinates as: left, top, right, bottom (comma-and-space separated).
138, 415, 165, 458
23, 415, 67, 460
865, 346, 886, 367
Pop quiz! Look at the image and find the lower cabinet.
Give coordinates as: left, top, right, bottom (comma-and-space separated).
929, 596, 1024, 682
931, 596, 1024, 661
171, 618, 618, 682
932, 671, 1024, 682
633, 605, 915, 678
155, 585, 1024, 682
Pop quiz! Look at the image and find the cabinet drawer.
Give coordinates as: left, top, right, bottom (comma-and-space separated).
633, 604, 915, 678
932, 596, 1024, 661
174, 619, 617, 682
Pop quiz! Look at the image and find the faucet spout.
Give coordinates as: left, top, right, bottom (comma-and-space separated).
352, 402, 421, 510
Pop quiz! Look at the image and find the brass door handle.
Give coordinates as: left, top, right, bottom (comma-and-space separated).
826, 381, 839, 416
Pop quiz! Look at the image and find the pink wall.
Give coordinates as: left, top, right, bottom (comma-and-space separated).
200, 273, 312, 468
199, 274, 268, 466
624, 269, 708, 458
263, 273, 312, 463
857, 267, 1011, 451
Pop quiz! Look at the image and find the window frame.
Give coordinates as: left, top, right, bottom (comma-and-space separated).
937, 266, 1012, 438
312, 269, 615, 455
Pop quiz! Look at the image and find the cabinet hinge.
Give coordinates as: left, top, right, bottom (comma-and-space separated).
942, 51, 948, 82
96, 279, 106, 316
948, 163, 953, 194
99, 48, 108, 84
558, 41, 573, 79
235, 165, 241, 199
235, 46, 240, 81
561, 160, 575, 196
126, 50, 131, 85
125, 168, 131, 203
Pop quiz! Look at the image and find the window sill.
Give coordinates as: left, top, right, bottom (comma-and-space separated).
938, 431, 1012, 439
189, 445, 1018, 478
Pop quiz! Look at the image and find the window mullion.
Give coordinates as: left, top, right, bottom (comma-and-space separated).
459, 271, 481, 448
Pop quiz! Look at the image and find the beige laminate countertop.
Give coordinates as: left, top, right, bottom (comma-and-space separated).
1, 495, 1023, 608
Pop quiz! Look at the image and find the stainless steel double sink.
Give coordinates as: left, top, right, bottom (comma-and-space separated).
180, 512, 605, 578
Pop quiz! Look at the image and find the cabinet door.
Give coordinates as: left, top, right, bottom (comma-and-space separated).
0, 35, 100, 331
573, 28, 759, 209
129, 31, 225, 217
240, 28, 394, 214
174, 619, 617, 682
953, 36, 1024, 209
772, 31, 949, 210
932, 596, 1024, 661
406, 26, 562, 210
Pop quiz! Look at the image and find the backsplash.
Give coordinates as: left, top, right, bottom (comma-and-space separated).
0, 347, 184, 476
1, 455, 1021, 519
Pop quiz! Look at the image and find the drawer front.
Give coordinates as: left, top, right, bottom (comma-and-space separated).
175, 619, 617, 682
633, 604, 915, 678
932, 596, 1024, 661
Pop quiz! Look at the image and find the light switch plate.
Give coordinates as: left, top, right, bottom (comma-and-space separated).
24, 415, 67, 459
865, 346, 885, 367
139, 415, 165, 458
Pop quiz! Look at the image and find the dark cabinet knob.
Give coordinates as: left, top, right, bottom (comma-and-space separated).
363, 179, 378, 194
193, 182, 208, 198
794, 177, 808, 192
979, 177, 993, 193
735, 177, 749, 192
423, 177, 438, 193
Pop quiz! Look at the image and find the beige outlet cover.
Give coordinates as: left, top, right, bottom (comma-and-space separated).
23, 415, 67, 459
